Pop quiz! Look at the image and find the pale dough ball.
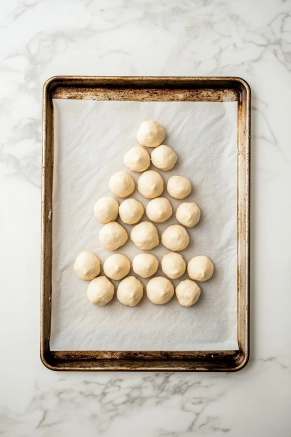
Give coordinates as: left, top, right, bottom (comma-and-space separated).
161, 252, 186, 279
176, 202, 201, 228
103, 254, 130, 280
146, 197, 172, 223
94, 197, 119, 224
117, 276, 143, 306
161, 225, 189, 251
176, 279, 201, 307
167, 176, 192, 199
124, 146, 150, 172
87, 276, 114, 306
131, 221, 159, 250
138, 170, 164, 199
151, 145, 177, 171
147, 277, 174, 305
119, 198, 144, 225
132, 253, 159, 278
137, 120, 165, 148
187, 256, 214, 281
109, 171, 135, 198
99, 222, 128, 251
74, 251, 100, 280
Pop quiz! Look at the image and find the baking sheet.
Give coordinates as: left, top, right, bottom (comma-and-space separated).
51, 99, 238, 351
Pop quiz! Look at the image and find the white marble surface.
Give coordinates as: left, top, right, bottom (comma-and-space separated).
1, 0, 291, 435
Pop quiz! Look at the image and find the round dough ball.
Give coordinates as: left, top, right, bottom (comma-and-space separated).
119, 198, 144, 225
132, 253, 159, 278
99, 222, 128, 251
109, 171, 135, 198
74, 251, 100, 280
161, 225, 189, 251
161, 252, 186, 279
146, 197, 172, 223
117, 276, 143, 306
103, 254, 130, 280
138, 170, 164, 199
124, 146, 150, 172
130, 221, 159, 250
176, 279, 201, 307
167, 176, 192, 199
137, 120, 165, 148
147, 277, 174, 305
94, 197, 119, 224
187, 256, 214, 282
87, 276, 114, 306
176, 202, 201, 228
151, 145, 177, 171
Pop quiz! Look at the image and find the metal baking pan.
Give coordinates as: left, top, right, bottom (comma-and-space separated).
41, 76, 250, 371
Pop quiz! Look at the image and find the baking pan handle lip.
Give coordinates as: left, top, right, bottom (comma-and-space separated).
230, 76, 251, 95
40, 348, 58, 371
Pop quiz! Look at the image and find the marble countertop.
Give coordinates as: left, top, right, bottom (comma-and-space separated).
1, 0, 291, 435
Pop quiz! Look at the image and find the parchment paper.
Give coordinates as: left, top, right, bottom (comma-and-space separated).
51, 99, 238, 351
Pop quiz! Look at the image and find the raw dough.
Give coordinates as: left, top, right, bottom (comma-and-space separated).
176, 279, 201, 307
161, 252, 186, 279
119, 198, 144, 224
99, 221, 128, 251
167, 175, 192, 199
103, 254, 130, 280
161, 225, 189, 251
87, 276, 114, 306
187, 256, 214, 281
74, 251, 100, 280
117, 276, 144, 306
151, 145, 177, 171
146, 277, 174, 304
130, 221, 159, 250
109, 171, 135, 198
138, 170, 164, 199
94, 197, 119, 224
132, 253, 159, 278
136, 120, 165, 148
176, 202, 201, 228
124, 146, 150, 172
146, 197, 172, 223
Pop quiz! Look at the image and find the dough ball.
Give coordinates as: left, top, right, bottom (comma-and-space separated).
147, 277, 174, 305
176, 202, 201, 228
87, 276, 114, 306
117, 276, 143, 306
176, 279, 201, 307
109, 171, 135, 198
94, 197, 119, 224
138, 170, 164, 199
167, 176, 192, 199
74, 251, 100, 280
151, 145, 177, 171
161, 225, 189, 251
103, 254, 130, 280
146, 197, 172, 223
161, 252, 186, 279
187, 256, 214, 281
124, 146, 150, 172
99, 222, 128, 251
131, 221, 159, 250
119, 198, 144, 225
132, 253, 159, 278
137, 120, 165, 148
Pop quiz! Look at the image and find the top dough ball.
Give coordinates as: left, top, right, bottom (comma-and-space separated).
119, 198, 144, 225
138, 170, 164, 199
74, 251, 101, 280
137, 120, 166, 148
176, 202, 201, 228
187, 256, 214, 281
130, 221, 159, 250
167, 176, 192, 199
109, 171, 135, 198
124, 146, 150, 172
99, 222, 128, 251
94, 197, 119, 224
151, 145, 177, 171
